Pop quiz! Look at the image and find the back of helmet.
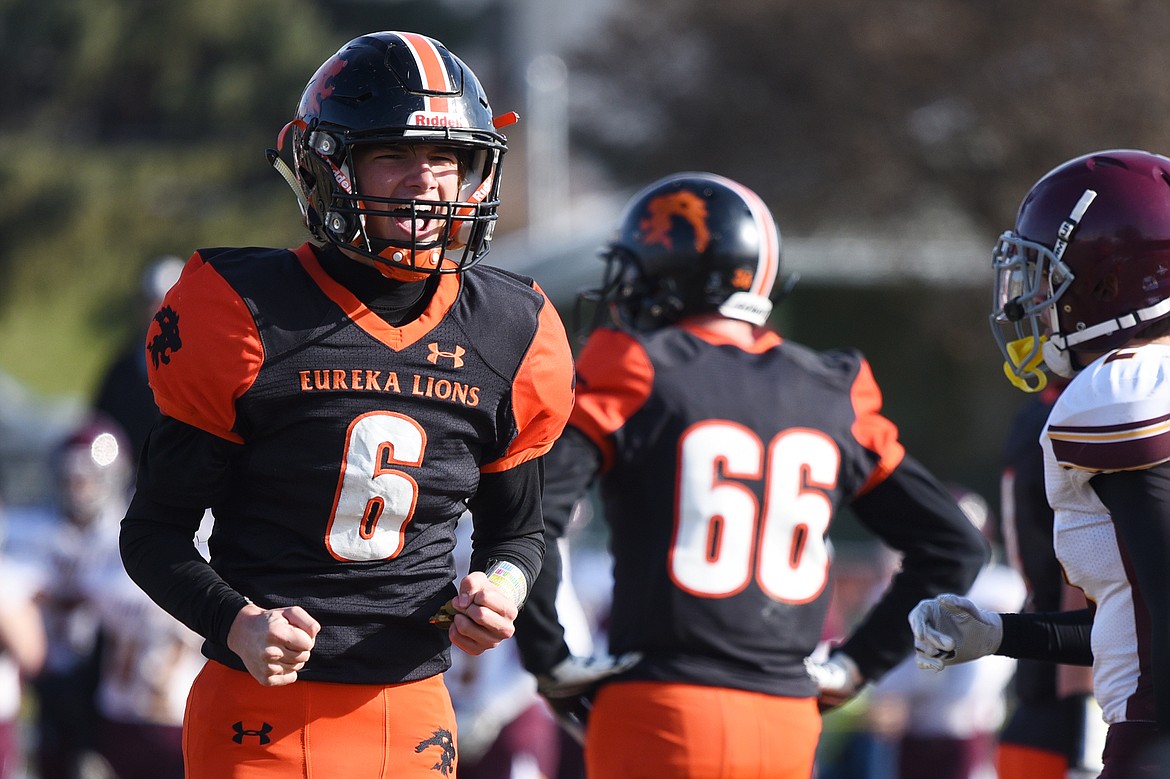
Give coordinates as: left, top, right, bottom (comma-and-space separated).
591, 172, 782, 331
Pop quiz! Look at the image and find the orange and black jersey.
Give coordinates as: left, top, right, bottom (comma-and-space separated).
121, 243, 574, 685
516, 319, 985, 696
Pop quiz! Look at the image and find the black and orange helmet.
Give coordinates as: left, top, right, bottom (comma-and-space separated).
275, 31, 514, 275
588, 172, 783, 331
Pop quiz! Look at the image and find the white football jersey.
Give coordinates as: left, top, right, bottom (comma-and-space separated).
1043, 343, 1170, 725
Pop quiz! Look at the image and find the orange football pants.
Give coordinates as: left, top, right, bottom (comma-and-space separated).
183, 661, 458, 779
585, 681, 821, 779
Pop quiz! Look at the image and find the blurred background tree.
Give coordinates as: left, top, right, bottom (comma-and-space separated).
569, 0, 1170, 236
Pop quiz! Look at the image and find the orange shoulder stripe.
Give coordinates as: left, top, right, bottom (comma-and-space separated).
850, 358, 905, 495
568, 328, 655, 472
481, 284, 575, 473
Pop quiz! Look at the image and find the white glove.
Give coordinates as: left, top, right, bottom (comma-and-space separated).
537, 652, 643, 698
804, 650, 863, 710
909, 593, 1003, 672
536, 652, 642, 744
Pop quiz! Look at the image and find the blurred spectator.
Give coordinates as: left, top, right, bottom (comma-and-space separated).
29, 415, 131, 779
0, 502, 47, 779
863, 486, 1027, 779
92, 255, 184, 465
81, 532, 204, 779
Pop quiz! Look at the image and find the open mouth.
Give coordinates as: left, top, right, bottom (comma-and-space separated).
390, 204, 446, 241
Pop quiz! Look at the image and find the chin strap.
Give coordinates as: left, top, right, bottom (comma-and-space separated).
1003, 336, 1049, 393
267, 148, 311, 221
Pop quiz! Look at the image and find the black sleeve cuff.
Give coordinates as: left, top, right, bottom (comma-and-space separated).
998, 609, 1094, 666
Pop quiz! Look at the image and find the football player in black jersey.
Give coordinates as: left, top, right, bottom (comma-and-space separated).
118, 31, 574, 779
513, 172, 987, 778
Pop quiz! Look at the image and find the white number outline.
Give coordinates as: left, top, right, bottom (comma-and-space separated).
669, 422, 839, 604
325, 411, 426, 562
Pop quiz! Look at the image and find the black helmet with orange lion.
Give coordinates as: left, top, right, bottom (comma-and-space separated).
270, 31, 516, 276
587, 172, 783, 331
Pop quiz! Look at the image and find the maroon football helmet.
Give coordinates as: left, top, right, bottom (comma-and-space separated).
991, 149, 1170, 389
53, 415, 132, 525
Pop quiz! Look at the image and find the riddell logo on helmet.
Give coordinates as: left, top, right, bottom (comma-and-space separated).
408, 111, 470, 129
640, 192, 711, 253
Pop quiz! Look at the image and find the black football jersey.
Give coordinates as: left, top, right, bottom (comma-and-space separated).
142, 243, 573, 683
569, 321, 907, 696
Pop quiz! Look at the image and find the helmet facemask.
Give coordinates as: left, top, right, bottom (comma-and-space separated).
574, 248, 687, 336
295, 129, 501, 277
990, 231, 1074, 391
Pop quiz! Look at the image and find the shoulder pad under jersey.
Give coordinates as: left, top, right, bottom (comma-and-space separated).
1046, 345, 1170, 472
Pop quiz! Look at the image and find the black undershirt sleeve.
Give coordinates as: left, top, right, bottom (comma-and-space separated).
997, 609, 1094, 665
466, 457, 546, 588
1090, 462, 1170, 726
513, 427, 602, 676
119, 416, 249, 646
843, 454, 990, 682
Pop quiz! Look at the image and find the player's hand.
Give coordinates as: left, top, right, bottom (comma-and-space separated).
804, 650, 863, 711
536, 652, 642, 743
227, 603, 320, 687
444, 571, 519, 656
909, 593, 1003, 671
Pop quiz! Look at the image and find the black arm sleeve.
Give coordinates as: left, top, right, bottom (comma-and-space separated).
997, 609, 1094, 665
466, 457, 546, 589
119, 416, 249, 645
1091, 461, 1170, 726
513, 427, 602, 676
843, 454, 990, 682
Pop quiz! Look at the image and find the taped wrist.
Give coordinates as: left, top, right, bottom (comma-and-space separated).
485, 559, 528, 610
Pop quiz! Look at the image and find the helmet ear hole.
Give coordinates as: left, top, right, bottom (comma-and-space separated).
325, 211, 356, 243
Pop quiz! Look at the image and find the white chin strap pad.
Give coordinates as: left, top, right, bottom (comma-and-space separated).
1042, 338, 1075, 379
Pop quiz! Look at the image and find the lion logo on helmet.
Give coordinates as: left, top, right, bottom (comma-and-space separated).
639, 192, 711, 253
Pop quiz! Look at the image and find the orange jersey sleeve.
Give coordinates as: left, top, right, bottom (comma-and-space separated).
145, 253, 263, 443
567, 328, 655, 471
851, 356, 906, 494
481, 283, 575, 473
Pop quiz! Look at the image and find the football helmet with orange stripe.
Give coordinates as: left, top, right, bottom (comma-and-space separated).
585, 172, 784, 331
992, 149, 1170, 390
272, 31, 514, 276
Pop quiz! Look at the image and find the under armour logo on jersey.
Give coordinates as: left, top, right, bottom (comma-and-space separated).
415, 728, 456, 775
149, 306, 182, 369
231, 721, 273, 745
426, 342, 465, 368
640, 191, 711, 253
